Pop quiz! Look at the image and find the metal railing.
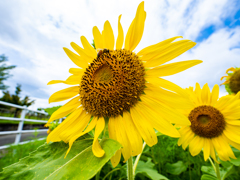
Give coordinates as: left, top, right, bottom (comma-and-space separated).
0, 101, 61, 150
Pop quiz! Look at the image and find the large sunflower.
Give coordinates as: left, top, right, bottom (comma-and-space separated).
46, 1, 202, 167
221, 67, 240, 95
178, 83, 240, 162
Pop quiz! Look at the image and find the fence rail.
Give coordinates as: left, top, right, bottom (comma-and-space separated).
0, 101, 61, 150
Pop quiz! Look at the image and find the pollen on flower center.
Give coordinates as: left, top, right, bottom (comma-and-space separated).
188, 105, 225, 138
80, 49, 145, 117
229, 69, 240, 94
94, 64, 113, 83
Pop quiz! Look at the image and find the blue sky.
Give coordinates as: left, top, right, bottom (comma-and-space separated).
0, 0, 239, 110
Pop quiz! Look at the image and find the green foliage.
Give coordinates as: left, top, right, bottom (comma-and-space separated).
92, 40, 96, 49
165, 161, 187, 175
44, 106, 62, 116
0, 54, 16, 90
0, 84, 35, 107
0, 138, 121, 180
135, 158, 168, 180
0, 139, 46, 171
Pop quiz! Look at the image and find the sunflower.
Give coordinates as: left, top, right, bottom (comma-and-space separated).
221, 67, 240, 95
46, 1, 202, 167
178, 83, 240, 162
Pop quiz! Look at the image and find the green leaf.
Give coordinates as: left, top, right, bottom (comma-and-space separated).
165, 161, 187, 175
229, 148, 240, 166
201, 166, 217, 177
201, 174, 217, 180
222, 165, 238, 180
0, 138, 121, 180
201, 165, 239, 180
135, 158, 168, 180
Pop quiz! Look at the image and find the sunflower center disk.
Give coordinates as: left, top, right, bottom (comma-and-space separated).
229, 69, 240, 94
188, 105, 225, 138
80, 49, 145, 117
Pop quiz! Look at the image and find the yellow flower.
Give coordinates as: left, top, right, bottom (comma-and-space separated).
46, 1, 202, 167
178, 83, 240, 162
221, 67, 240, 95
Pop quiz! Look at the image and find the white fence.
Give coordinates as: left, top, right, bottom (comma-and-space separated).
0, 101, 61, 150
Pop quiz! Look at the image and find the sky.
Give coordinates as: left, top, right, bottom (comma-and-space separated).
0, 0, 239, 110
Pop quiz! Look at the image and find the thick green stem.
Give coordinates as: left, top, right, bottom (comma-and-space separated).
215, 161, 221, 180
127, 156, 134, 180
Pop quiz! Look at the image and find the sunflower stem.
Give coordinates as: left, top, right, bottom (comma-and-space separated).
215, 160, 221, 180
133, 142, 147, 173
208, 157, 216, 172
127, 156, 134, 180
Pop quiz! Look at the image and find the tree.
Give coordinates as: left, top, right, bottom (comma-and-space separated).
0, 84, 35, 117
0, 54, 16, 90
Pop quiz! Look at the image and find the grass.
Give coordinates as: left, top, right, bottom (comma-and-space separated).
0, 138, 46, 172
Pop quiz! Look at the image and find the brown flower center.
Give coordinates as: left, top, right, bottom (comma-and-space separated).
188, 105, 225, 138
229, 69, 240, 94
80, 49, 145, 118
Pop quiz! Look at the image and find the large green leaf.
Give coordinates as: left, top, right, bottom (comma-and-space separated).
201, 165, 239, 180
165, 161, 187, 175
201, 174, 217, 180
0, 138, 121, 180
135, 158, 168, 180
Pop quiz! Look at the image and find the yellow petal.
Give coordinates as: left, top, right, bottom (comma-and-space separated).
116, 15, 124, 50
226, 67, 236, 73
203, 139, 211, 161
70, 42, 93, 63
47, 107, 83, 143
47, 74, 82, 85
137, 36, 183, 56
141, 95, 190, 126
144, 40, 196, 67
60, 110, 91, 143
136, 99, 180, 137
144, 83, 194, 109
125, 1, 146, 51
102, 21, 115, 50
210, 84, 219, 106
130, 104, 157, 146
146, 60, 202, 77
145, 77, 189, 98
222, 133, 240, 151
189, 136, 204, 156
209, 140, 217, 162
48, 96, 80, 123
80, 36, 97, 58
49, 86, 79, 103
92, 117, 105, 157
201, 83, 210, 105
122, 111, 143, 156
212, 135, 236, 161
115, 115, 131, 162
109, 117, 122, 167
111, 150, 121, 168
69, 68, 84, 75
178, 127, 195, 150
63, 47, 88, 69
224, 125, 240, 143
93, 26, 104, 50
65, 116, 97, 158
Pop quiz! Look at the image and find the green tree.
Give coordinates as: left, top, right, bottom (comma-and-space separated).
0, 54, 16, 90
0, 84, 35, 117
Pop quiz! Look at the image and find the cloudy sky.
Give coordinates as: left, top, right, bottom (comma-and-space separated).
0, 0, 239, 110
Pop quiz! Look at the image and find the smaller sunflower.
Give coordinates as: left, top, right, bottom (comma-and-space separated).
177, 83, 240, 162
221, 67, 240, 95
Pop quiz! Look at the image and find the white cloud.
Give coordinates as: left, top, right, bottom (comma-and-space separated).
0, 0, 239, 110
